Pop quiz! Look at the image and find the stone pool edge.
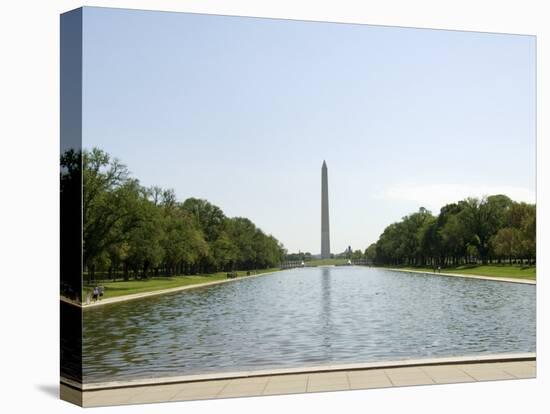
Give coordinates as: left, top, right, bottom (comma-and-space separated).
383, 268, 536, 285
64, 352, 535, 391
65, 269, 284, 309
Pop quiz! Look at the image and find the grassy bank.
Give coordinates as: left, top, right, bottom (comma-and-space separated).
384, 264, 536, 280
305, 258, 349, 266
83, 268, 280, 300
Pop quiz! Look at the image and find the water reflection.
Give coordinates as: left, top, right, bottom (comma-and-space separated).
320, 267, 332, 356
83, 267, 535, 383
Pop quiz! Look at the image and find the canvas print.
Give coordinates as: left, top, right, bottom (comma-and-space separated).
60, 6, 536, 407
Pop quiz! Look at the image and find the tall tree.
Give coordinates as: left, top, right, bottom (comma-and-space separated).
83, 149, 144, 280
369, 194, 535, 267
80, 147, 286, 281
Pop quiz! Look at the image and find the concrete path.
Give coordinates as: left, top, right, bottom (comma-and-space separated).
72, 270, 282, 308
385, 268, 536, 285
61, 354, 536, 407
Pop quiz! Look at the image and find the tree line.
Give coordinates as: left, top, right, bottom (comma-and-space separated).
364, 195, 536, 267
61, 148, 286, 283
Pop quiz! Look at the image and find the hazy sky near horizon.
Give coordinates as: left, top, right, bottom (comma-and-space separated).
81, 7, 535, 254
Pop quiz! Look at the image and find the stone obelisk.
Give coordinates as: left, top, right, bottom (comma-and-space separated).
321, 160, 331, 259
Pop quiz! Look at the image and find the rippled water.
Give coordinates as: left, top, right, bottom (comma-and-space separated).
82, 267, 535, 383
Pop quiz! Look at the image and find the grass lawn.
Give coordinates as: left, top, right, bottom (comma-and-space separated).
389, 264, 536, 280
305, 258, 349, 266
83, 268, 280, 300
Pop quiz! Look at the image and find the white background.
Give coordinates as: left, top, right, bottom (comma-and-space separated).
0, 1, 547, 413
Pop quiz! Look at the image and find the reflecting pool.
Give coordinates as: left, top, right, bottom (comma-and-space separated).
83, 266, 535, 382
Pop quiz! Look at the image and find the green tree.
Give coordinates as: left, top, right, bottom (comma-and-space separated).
124, 193, 164, 279
364, 243, 377, 262
491, 227, 522, 263
182, 198, 226, 242
368, 194, 534, 267
459, 196, 508, 264
227, 217, 258, 270
210, 230, 238, 271
83, 149, 144, 281
79, 147, 286, 282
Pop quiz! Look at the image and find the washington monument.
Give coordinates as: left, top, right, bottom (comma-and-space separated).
321, 160, 331, 259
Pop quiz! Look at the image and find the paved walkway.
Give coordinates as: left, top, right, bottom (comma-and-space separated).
62, 355, 536, 407
385, 268, 536, 285
72, 270, 281, 308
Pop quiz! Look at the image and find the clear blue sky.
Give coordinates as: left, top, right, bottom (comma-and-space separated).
81, 7, 535, 254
